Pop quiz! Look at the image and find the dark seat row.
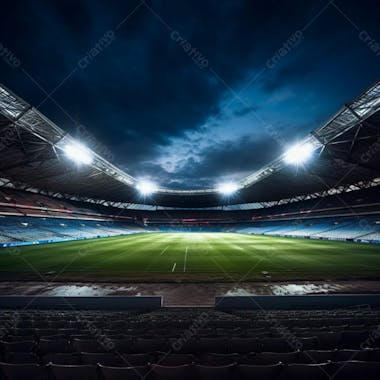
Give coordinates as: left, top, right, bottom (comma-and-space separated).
1, 331, 377, 354
7, 319, 380, 328
6, 325, 378, 340
2, 349, 380, 366
1, 360, 380, 380
3, 312, 380, 328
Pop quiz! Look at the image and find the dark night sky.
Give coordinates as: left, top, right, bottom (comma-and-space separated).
0, 0, 379, 189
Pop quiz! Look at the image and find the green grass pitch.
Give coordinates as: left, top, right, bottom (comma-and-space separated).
0, 232, 379, 282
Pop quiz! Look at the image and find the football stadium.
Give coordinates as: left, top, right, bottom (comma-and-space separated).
0, 1, 380, 379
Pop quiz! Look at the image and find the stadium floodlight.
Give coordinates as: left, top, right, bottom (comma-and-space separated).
136, 180, 158, 196
283, 142, 314, 165
64, 142, 93, 165
217, 182, 239, 195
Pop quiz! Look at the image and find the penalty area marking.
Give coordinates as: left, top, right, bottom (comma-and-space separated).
160, 246, 169, 256
184, 247, 188, 272
171, 262, 176, 272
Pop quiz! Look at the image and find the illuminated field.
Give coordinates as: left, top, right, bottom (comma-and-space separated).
0, 232, 379, 282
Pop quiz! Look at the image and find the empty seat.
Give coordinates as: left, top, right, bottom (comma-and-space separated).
199, 352, 239, 365
99, 364, 150, 380
109, 338, 134, 353
2, 352, 38, 364
239, 353, 257, 365
298, 337, 319, 350
108, 321, 126, 330
103, 333, 126, 340
49, 363, 98, 380
42, 353, 81, 365
117, 353, 154, 366
298, 350, 336, 364
3, 336, 35, 342
0, 362, 48, 380
328, 325, 349, 331
251, 351, 298, 364
236, 363, 282, 380
72, 339, 106, 353
331, 360, 380, 380
134, 338, 167, 353
245, 328, 267, 337
261, 338, 289, 352
341, 331, 370, 349
169, 338, 197, 353
32, 321, 48, 329
1, 340, 35, 353
283, 363, 331, 380
38, 338, 70, 355
56, 329, 77, 337
230, 338, 262, 353
80, 352, 120, 366
15, 321, 33, 329
152, 364, 192, 380
157, 353, 194, 366
315, 332, 342, 349
216, 328, 241, 336
50, 321, 68, 329
12, 329, 34, 337
147, 328, 172, 337
195, 328, 215, 337
34, 329, 57, 337
198, 338, 229, 353
126, 329, 146, 336
194, 363, 235, 380
70, 335, 94, 340
39, 334, 66, 340
335, 349, 370, 362
368, 349, 380, 361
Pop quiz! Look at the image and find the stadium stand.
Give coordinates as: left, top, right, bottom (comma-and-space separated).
0, 216, 146, 245
0, 188, 150, 245
0, 307, 379, 379
0, 188, 133, 221
236, 216, 380, 243
1, 186, 379, 244
138, 187, 380, 224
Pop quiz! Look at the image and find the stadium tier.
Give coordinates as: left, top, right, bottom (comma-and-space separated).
235, 216, 380, 243
0, 217, 146, 245
0, 187, 379, 245
0, 308, 379, 379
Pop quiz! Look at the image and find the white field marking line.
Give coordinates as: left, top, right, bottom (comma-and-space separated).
160, 246, 169, 256
184, 247, 188, 272
171, 262, 176, 272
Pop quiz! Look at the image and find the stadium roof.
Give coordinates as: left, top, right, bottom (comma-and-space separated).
0, 81, 380, 208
